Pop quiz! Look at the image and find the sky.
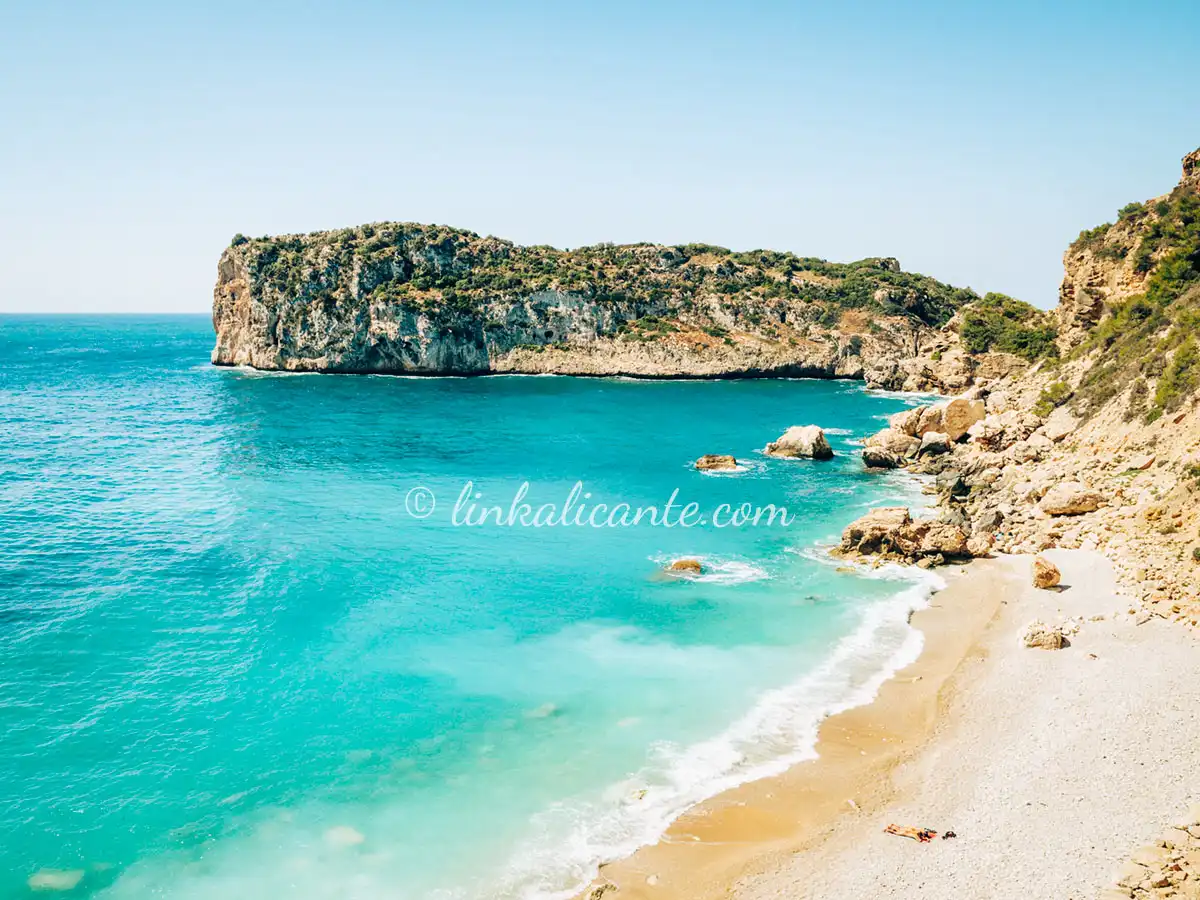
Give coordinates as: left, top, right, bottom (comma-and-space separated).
0, 0, 1197, 313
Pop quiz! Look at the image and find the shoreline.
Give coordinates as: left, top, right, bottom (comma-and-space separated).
578, 554, 1011, 900
579, 550, 1200, 900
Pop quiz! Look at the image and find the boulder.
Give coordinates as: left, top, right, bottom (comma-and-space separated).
1020, 620, 1065, 649
839, 507, 912, 555
935, 470, 968, 498
1032, 556, 1061, 589
915, 405, 946, 436
1041, 406, 1079, 443
695, 454, 738, 471
865, 427, 920, 457
667, 558, 703, 574
862, 447, 900, 469
942, 398, 985, 441
888, 407, 925, 437
1039, 482, 1104, 516
966, 533, 994, 557
765, 425, 833, 460
974, 508, 1005, 534
918, 431, 951, 456
908, 519, 970, 557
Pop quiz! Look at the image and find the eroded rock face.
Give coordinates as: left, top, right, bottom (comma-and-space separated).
695, 454, 738, 471
765, 426, 833, 460
210, 226, 977, 387
1039, 482, 1104, 516
918, 431, 951, 456
1032, 556, 1062, 588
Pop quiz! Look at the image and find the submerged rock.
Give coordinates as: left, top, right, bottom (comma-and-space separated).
27, 869, 85, 892
765, 425, 833, 460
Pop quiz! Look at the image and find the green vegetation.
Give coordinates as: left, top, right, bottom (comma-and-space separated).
232, 222, 979, 335
1033, 380, 1071, 417
1072, 186, 1200, 420
958, 292, 1059, 360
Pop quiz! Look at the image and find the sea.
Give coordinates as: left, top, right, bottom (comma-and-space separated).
0, 315, 941, 899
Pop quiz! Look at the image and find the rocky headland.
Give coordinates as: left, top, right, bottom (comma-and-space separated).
211, 226, 1041, 390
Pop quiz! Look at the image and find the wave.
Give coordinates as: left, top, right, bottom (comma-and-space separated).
491, 567, 943, 900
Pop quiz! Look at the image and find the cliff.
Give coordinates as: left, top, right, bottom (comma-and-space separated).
850, 145, 1200, 626
211, 226, 1022, 389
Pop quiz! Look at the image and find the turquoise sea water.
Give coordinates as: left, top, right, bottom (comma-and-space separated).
0, 316, 937, 899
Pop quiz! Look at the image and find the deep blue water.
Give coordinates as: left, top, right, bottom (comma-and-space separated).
0, 316, 935, 899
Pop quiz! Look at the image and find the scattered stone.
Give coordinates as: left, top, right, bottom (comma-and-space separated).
765, 425, 834, 460
1032, 556, 1062, 589
1020, 620, 1065, 650
667, 558, 704, 574
695, 454, 738, 471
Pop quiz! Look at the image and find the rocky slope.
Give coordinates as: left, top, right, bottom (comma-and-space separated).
211, 226, 1030, 389
843, 146, 1200, 629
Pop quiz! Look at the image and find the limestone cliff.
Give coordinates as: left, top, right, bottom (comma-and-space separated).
211, 225, 1005, 389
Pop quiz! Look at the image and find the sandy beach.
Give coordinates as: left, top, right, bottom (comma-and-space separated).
584, 549, 1200, 900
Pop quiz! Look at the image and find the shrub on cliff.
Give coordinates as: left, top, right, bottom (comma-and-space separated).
959, 293, 1058, 360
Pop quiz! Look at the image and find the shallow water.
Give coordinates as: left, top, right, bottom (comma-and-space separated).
0, 316, 935, 899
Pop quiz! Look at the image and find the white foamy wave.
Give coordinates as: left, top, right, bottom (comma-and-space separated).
822, 427, 854, 436
491, 570, 941, 900
860, 386, 945, 404
650, 554, 770, 585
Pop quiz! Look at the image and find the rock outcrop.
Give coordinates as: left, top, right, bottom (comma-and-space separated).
695, 454, 738, 471
765, 426, 833, 460
667, 559, 703, 574
211, 226, 986, 387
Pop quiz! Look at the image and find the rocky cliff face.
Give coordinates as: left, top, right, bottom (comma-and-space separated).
1057, 147, 1200, 350
849, 146, 1200, 627
211, 225, 1007, 390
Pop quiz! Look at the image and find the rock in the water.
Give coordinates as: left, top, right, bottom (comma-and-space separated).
839, 507, 912, 555
1032, 556, 1061, 589
862, 447, 900, 469
1039, 481, 1103, 516
667, 558, 704, 574
942, 398, 986, 441
695, 454, 737, 471
1020, 620, 1065, 649
864, 427, 920, 458
27, 869, 85, 892
918, 431, 951, 456
765, 425, 833, 460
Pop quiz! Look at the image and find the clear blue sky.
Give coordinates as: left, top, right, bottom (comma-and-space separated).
1, 0, 1196, 313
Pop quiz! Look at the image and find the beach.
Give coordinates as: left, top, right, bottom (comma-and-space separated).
584, 549, 1200, 900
